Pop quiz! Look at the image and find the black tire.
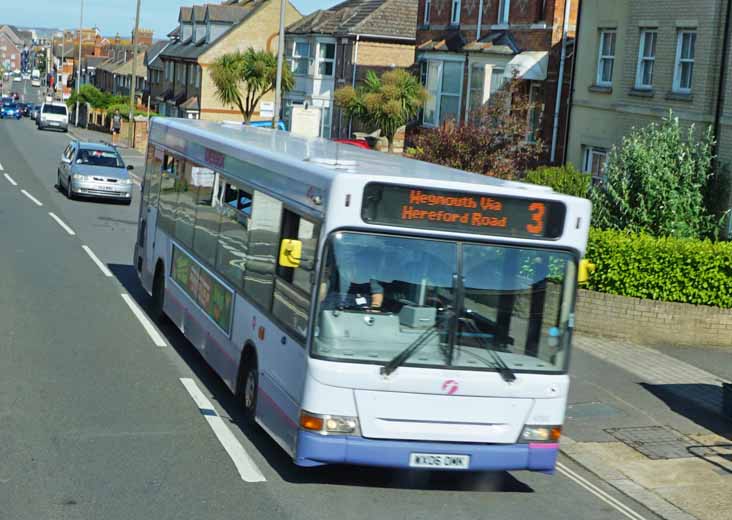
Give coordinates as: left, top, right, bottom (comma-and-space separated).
122, 199, 132, 206
239, 357, 258, 424
66, 177, 74, 199
56, 171, 62, 191
150, 264, 165, 322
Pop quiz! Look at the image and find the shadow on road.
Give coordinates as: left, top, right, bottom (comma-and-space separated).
640, 383, 732, 473
108, 262, 536, 493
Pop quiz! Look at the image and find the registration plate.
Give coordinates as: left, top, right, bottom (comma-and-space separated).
49, 122, 59, 126
409, 453, 470, 469
99, 185, 115, 191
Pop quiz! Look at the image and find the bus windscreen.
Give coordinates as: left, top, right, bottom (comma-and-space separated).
362, 184, 567, 240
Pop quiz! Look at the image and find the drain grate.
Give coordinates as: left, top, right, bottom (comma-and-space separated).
605, 426, 711, 460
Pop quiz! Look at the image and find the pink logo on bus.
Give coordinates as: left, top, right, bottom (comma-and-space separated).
442, 379, 459, 395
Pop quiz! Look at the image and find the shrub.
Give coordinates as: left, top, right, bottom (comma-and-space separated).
525, 164, 590, 198
407, 79, 544, 180
590, 113, 718, 239
586, 228, 732, 308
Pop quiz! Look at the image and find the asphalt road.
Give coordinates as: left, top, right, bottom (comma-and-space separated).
0, 97, 663, 519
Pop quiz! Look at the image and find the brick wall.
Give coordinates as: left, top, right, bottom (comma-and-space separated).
575, 289, 732, 347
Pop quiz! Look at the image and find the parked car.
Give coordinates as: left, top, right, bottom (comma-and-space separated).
333, 138, 371, 150
38, 102, 69, 132
57, 141, 134, 205
0, 103, 22, 119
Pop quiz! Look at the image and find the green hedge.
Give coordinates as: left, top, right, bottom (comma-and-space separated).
525, 164, 590, 198
586, 228, 732, 308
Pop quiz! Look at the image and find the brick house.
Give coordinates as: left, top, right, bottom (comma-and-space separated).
0, 33, 22, 73
158, 0, 301, 121
416, 0, 578, 162
144, 40, 171, 113
567, 0, 732, 189
284, 0, 417, 138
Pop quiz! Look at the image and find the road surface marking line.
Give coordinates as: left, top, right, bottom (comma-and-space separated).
48, 212, 76, 235
179, 378, 266, 483
81, 246, 112, 277
0, 162, 4, 170
556, 462, 648, 520
20, 189, 43, 207
120, 293, 167, 347
3, 173, 17, 186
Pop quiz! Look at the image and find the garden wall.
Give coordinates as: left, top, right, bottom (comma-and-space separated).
575, 289, 732, 348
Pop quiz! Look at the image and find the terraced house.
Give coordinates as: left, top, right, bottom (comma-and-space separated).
158, 0, 301, 121
568, 0, 732, 182
284, 0, 417, 138
416, 0, 579, 162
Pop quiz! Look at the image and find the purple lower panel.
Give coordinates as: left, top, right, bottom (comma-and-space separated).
295, 431, 558, 473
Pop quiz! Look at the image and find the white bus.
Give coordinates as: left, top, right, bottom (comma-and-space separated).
134, 118, 591, 474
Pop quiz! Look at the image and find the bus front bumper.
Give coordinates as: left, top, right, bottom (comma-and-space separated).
295, 430, 559, 473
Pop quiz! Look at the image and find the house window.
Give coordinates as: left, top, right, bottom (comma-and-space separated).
424, 0, 431, 24
321, 104, 332, 138
582, 146, 608, 181
451, 0, 461, 25
596, 30, 616, 86
498, 0, 510, 24
292, 41, 310, 75
673, 30, 696, 93
422, 60, 464, 126
466, 64, 505, 120
527, 82, 544, 143
195, 65, 201, 88
635, 30, 657, 90
317, 42, 335, 76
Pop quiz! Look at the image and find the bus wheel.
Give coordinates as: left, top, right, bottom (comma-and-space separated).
150, 263, 165, 322
241, 359, 258, 424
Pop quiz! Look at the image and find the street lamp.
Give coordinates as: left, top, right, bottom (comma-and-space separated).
75, 0, 84, 127
273, 0, 286, 129
128, 0, 142, 148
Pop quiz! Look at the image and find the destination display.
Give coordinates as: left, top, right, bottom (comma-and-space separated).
362, 184, 566, 239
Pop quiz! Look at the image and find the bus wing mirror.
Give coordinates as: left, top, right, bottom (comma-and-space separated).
279, 239, 302, 268
578, 259, 596, 284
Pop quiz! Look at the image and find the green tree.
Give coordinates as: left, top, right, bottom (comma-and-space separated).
591, 113, 718, 239
335, 69, 427, 153
210, 48, 293, 123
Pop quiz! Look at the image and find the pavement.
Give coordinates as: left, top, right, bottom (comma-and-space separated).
564, 336, 732, 520
1, 84, 730, 519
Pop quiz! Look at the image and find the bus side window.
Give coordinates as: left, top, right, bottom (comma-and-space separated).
214, 183, 252, 290
157, 154, 180, 235
174, 160, 197, 249
144, 146, 163, 209
272, 209, 319, 341
191, 168, 220, 267
243, 191, 282, 311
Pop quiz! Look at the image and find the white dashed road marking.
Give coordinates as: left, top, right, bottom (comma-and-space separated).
3, 173, 17, 186
81, 245, 113, 277
0, 162, 4, 170
20, 189, 43, 207
48, 212, 76, 235
120, 293, 167, 347
179, 378, 266, 483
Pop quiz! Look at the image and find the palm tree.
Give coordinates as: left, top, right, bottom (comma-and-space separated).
334, 69, 427, 153
210, 48, 293, 123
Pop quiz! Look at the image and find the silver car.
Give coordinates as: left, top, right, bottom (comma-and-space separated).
57, 141, 134, 205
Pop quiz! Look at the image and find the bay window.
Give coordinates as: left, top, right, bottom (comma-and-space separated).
291, 41, 310, 75
422, 59, 464, 126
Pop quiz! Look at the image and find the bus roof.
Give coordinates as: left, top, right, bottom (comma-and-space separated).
150, 117, 553, 197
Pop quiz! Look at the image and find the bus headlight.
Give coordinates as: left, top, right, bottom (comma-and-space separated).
520, 425, 562, 443
300, 410, 360, 435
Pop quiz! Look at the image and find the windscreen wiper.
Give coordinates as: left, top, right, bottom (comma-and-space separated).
458, 317, 517, 383
381, 311, 453, 377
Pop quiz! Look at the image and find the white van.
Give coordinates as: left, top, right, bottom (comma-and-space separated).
38, 102, 69, 132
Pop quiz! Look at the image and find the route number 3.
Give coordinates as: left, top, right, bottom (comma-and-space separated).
526, 202, 545, 234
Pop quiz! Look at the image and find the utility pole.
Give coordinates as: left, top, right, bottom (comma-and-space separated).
272, 0, 286, 129
75, 0, 84, 127
128, 0, 142, 148
61, 30, 67, 100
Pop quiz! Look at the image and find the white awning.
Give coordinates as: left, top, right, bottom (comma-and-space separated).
504, 51, 549, 81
